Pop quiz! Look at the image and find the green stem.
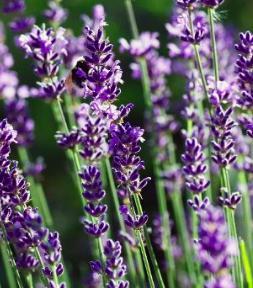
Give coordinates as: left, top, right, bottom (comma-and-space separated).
25, 273, 33, 288
240, 239, 253, 288
154, 163, 175, 288
187, 9, 209, 106
221, 168, 243, 288
104, 158, 145, 287
208, 8, 219, 83
238, 169, 253, 269
17, 147, 53, 228
171, 193, 197, 285
133, 195, 166, 288
0, 240, 18, 288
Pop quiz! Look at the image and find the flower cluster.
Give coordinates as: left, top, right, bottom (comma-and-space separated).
72, 23, 122, 103
182, 137, 210, 194
198, 205, 236, 287
0, 119, 64, 286
80, 165, 109, 237
210, 106, 237, 167
235, 31, 253, 137
91, 239, 129, 288
19, 25, 67, 78
2, 0, 25, 14
109, 123, 150, 198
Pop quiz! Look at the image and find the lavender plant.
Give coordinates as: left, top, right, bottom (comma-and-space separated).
1, 0, 253, 287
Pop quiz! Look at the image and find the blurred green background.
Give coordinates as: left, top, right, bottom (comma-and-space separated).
1, 0, 253, 284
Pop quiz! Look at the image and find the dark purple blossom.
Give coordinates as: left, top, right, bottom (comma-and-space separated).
210, 106, 237, 167
200, 0, 224, 8
9, 17, 35, 33
177, 0, 198, 9
104, 239, 129, 287
182, 137, 210, 194
75, 23, 122, 103
80, 165, 109, 237
109, 123, 150, 197
56, 128, 81, 150
198, 205, 236, 284
188, 195, 209, 212
120, 205, 148, 230
77, 105, 108, 162
37, 79, 65, 100
19, 25, 67, 78
219, 192, 242, 210
2, 0, 25, 14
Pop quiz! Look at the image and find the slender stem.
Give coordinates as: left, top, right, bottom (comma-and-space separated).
221, 168, 243, 288
208, 8, 219, 83
238, 169, 253, 269
240, 239, 253, 288
133, 194, 166, 288
97, 238, 106, 287
171, 193, 197, 285
154, 162, 175, 288
0, 240, 18, 288
187, 9, 209, 106
104, 158, 145, 287
25, 273, 33, 288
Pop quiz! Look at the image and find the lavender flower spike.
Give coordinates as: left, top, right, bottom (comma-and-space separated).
198, 205, 236, 287
80, 165, 109, 237
91, 239, 129, 288
182, 137, 210, 194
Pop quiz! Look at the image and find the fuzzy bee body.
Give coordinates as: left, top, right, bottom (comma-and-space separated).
65, 59, 90, 93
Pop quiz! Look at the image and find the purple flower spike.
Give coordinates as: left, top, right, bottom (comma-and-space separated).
73, 23, 122, 103
104, 239, 129, 287
109, 123, 150, 197
2, 0, 25, 14
177, 0, 198, 9
56, 129, 81, 150
82, 220, 109, 237
9, 17, 35, 34
182, 137, 210, 194
188, 195, 209, 212
19, 24, 67, 78
210, 106, 237, 167
198, 205, 236, 286
80, 165, 109, 237
120, 205, 148, 230
219, 192, 242, 210
0, 119, 17, 158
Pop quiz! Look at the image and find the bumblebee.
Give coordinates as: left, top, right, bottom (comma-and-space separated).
65, 59, 90, 93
